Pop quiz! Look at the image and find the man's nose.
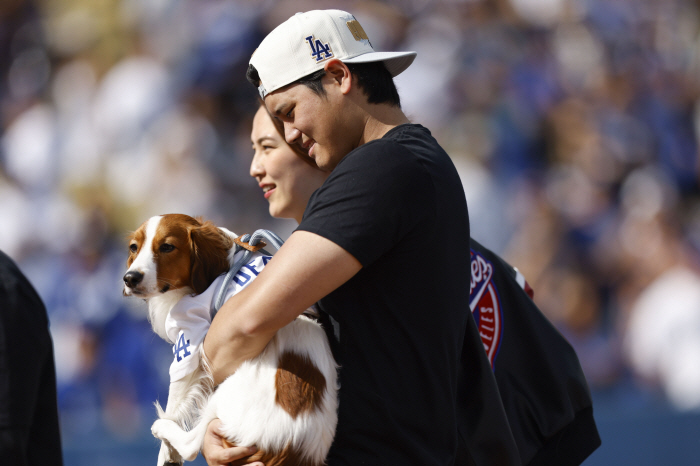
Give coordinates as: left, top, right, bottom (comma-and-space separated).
285, 124, 301, 145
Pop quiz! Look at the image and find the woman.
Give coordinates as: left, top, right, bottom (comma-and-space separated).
249, 104, 329, 224
199, 106, 330, 466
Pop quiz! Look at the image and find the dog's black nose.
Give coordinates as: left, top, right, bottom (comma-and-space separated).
123, 271, 144, 288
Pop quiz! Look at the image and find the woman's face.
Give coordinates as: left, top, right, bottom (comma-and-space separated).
250, 106, 329, 222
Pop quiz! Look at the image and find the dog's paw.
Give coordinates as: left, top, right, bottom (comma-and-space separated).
152, 419, 178, 441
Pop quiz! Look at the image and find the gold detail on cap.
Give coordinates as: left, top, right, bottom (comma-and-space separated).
346, 20, 369, 41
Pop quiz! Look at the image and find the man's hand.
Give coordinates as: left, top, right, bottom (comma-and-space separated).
202, 419, 263, 466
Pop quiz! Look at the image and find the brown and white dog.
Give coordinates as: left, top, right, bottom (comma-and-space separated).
123, 214, 338, 466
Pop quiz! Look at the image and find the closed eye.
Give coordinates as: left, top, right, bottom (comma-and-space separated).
275, 106, 293, 121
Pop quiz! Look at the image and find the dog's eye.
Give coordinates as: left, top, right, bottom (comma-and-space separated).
160, 244, 175, 253
129, 243, 138, 253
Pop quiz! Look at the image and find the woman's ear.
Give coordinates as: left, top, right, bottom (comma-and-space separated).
324, 59, 352, 94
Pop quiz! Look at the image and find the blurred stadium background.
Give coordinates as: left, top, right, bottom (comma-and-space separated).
2, 0, 700, 464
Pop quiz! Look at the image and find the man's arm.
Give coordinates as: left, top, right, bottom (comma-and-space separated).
203, 230, 362, 384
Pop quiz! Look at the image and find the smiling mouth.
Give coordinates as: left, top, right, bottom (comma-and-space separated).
263, 185, 276, 199
301, 138, 316, 157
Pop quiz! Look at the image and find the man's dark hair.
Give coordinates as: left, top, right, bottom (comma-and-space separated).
246, 64, 261, 89
246, 61, 401, 107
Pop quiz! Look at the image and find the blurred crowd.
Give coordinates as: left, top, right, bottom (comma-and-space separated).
2, 0, 700, 448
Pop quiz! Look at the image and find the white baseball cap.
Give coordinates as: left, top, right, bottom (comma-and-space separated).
250, 9, 417, 99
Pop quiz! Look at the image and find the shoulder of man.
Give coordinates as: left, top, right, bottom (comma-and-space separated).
328, 135, 430, 180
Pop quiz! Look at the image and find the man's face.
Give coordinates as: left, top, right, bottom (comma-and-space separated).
264, 79, 358, 171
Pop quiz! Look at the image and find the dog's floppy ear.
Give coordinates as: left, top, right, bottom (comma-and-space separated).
189, 221, 233, 294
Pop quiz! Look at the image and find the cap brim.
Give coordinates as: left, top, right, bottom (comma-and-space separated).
343, 51, 417, 77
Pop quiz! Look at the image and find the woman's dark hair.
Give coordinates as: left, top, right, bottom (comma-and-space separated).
247, 61, 401, 107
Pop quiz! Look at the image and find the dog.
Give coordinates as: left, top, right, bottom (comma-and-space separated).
123, 213, 338, 466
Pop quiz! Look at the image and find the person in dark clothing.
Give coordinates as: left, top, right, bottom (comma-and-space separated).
248, 96, 601, 466
191, 8, 519, 466
466, 240, 600, 465
196, 8, 600, 466
0, 250, 63, 465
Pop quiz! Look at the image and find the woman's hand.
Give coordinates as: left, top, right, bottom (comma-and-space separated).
202, 418, 263, 466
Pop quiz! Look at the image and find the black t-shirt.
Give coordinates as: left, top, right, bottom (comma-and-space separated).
298, 124, 517, 465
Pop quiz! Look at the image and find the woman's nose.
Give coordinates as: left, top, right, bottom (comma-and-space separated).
250, 153, 264, 178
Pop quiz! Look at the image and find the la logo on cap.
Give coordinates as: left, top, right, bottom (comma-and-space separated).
251, 9, 416, 99
306, 35, 333, 62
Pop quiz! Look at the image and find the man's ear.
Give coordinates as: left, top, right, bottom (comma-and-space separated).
324, 59, 352, 94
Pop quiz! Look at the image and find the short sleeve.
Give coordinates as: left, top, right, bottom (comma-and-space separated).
297, 139, 434, 266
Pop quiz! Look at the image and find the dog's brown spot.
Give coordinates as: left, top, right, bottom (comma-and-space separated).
152, 215, 196, 292
275, 351, 326, 419
225, 438, 322, 466
187, 217, 232, 294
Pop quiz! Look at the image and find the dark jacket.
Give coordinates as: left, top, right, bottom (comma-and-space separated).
460, 239, 600, 466
0, 250, 63, 465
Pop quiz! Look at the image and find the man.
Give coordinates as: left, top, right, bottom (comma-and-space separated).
200, 9, 519, 465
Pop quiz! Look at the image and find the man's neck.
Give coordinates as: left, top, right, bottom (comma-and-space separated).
358, 104, 411, 146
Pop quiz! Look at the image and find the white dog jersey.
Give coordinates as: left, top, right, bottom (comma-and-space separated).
165, 251, 272, 381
